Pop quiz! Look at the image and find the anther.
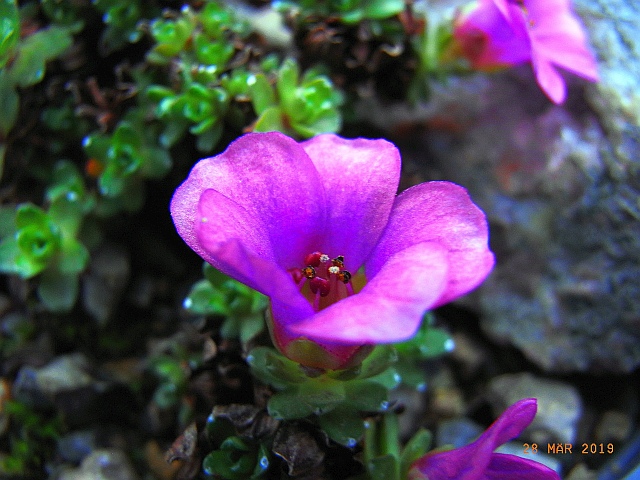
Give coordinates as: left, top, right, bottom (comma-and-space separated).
331, 256, 345, 268
302, 266, 316, 279
337, 270, 352, 283
304, 251, 323, 267
309, 277, 330, 297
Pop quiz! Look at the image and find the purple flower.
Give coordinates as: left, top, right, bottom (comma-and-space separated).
170, 132, 494, 369
453, 0, 599, 103
409, 398, 560, 480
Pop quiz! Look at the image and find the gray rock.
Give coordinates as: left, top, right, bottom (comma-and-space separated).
487, 373, 582, 444
436, 417, 484, 449
56, 449, 139, 480
566, 463, 598, 480
82, 244, 130, 326
57, 430, 99, 464
12, 353, 95, 408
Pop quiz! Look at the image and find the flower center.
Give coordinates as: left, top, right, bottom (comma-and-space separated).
289, 251, 355, 312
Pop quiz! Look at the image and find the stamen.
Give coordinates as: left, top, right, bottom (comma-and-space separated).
337, 270, 351, 283
331, 256, 345, 268
302, 266, 316, 279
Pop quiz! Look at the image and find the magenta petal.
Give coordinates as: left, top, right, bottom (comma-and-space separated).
484, 399, 538, 446
531, 51, 567, 104
367, 182, 494, 308
410, 399, 538, 480
289, 242, 449, 343
455, 0, 530, 68
485, 453, 561, 480
301, 134, 401, 270
531, 33, 599, 82
195, 190, 306, 308
170, 132, 327, 270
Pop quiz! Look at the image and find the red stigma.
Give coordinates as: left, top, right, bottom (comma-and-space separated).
309, 277, 330, 297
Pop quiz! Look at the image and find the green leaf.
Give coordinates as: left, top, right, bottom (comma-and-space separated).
202, 437, 256, 480
247, 346, 307, 389
0, 0, 19, 69
399, 428, 432, 478
368, 454, 399, 480
150, 17, 193, 57
184, 279, 228, 315
267, 389, 316, 420
11, 26, 73, 88
58, 239, 89, 274
318, 406, 364, 447
345, 381, 389, 412
193, 34, 234, 67
357, 345, 398, 379
253, 106, 285, 133
49, 196, 84, 238
203, 263, 230, 287
37, 268, 78, 312
276, 59, 300, 110
249, 73, 276, 114
269, 381, 346, 419
238, 314, 265, 344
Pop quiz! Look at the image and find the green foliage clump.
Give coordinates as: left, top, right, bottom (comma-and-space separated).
82, 108, 171, 210
202, 434, 270, 480
0, 0, 75, 174
0, 162, 91, 311
250, 58, 343, 138
184, 263, 267, 345
92, 0, 159, 53
245, 312, 451, 447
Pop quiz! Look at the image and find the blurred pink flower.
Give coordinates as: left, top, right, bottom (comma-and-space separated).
171, 132, 494, 369
454, 0, 599, 103
409, 398, 561, 480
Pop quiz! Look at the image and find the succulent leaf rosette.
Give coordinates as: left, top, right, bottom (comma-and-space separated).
170, 132, 494, 370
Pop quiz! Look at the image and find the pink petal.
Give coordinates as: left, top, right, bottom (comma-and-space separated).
526, 0, 599, 82
524, 0, 573, 24
300, 134, 401, 271
485, 453, 561, 480
288, 242, 449, 344
531, 50, 567, 104
170, 132, 327, 271
366, 182, 494, 308
531, 33, 599, 81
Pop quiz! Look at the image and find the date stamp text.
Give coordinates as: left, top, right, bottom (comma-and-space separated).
523, 443, 614, 455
